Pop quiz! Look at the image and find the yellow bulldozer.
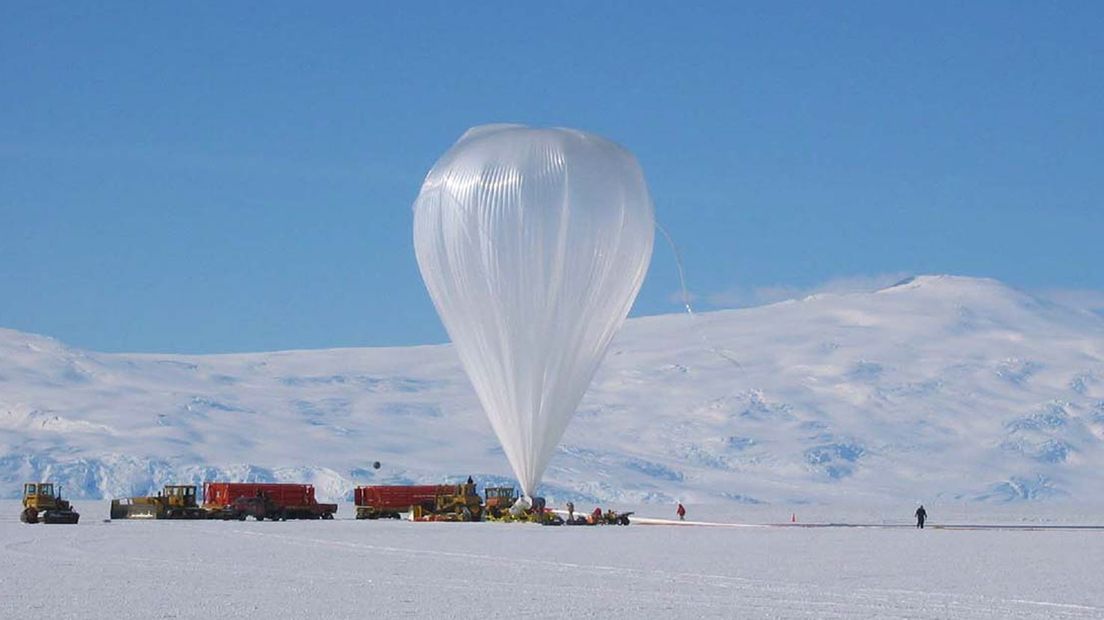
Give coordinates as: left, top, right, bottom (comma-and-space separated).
110, 484, 207, 519
21, 482, 80, 524
410, 481, 485, 522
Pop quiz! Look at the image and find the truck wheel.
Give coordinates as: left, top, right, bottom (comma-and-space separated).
21, 507, 39, 524
322, 512, 334, 520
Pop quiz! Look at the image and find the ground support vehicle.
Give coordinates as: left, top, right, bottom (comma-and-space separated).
536, 511, 566, 526
563, 508, 632, 526
212, 495, 284, 521
203, 482, 336, 520
21, 482, 80, 524
110, 485, 207, 519
482, 486, 519, 519
480, 492, 566, 525
355, 482, 482, 521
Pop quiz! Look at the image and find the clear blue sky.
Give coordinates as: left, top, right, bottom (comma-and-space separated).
2, 3, 1101, 353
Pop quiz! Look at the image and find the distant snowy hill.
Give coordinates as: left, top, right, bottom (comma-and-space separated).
2, 275, 1103, 505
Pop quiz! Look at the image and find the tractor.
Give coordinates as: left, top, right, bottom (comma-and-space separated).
432, 480, 484, 521
110, 484, 207, 519
21, 482, 80, 524
482, 489, 563, 525
410, 481, 485, 522
482, 486, 519, 519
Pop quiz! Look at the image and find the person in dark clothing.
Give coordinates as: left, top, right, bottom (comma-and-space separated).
676, 502, 686, 521
915, 505, 927, 529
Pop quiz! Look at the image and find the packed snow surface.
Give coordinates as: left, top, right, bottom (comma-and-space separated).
2, 275, 1103, 504
2, 503, 1102, 619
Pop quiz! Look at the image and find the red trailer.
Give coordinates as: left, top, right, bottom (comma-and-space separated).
354, 483, 481, 520
203, 482, 337, 520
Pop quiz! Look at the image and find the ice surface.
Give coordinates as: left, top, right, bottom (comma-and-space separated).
2, 501, 1102, 619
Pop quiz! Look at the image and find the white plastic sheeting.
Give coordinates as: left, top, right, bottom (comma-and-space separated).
413, 125, 654, 496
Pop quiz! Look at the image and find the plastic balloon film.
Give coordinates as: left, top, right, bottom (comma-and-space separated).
413, 125, 654, 496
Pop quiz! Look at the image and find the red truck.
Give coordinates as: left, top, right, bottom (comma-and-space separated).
354, 483, 481, 520
203, 482, 337, 521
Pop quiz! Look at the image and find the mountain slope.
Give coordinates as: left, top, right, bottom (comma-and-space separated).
2, 275, 1103, 504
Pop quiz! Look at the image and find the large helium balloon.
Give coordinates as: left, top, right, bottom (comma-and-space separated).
413, 125, 655, 497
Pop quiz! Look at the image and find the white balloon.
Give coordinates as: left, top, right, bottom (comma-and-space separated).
413, 125, 654, 497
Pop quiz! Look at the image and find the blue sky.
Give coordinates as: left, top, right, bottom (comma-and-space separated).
1, 3, 1101, 353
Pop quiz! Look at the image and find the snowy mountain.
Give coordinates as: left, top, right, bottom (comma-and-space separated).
2, 275, 1103, 505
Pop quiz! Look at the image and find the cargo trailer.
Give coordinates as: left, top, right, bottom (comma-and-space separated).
203, 482, 336, 520
354, 482, 481, 520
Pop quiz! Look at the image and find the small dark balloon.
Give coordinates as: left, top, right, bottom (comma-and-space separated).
372, 461, 381, 470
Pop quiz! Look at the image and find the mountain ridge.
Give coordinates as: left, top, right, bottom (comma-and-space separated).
2, 275, 1102, 505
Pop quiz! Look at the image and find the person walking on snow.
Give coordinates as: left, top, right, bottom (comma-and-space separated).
915, 505, 927, 529
676, 502, 686, 521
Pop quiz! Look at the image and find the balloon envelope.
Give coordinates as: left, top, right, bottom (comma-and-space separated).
413, 125, 654, 496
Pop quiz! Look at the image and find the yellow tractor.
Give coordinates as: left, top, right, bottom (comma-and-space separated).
21, 482, 80, 524
411, 481, 485, 522
482, 489, 563, 525
110, 484, 207, 519
482, 486, 519, 520
438, 480, 484, 521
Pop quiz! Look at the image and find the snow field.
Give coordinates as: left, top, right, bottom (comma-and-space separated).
3, 502, 1102, 619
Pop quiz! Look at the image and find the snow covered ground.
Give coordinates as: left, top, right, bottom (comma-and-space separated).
3, 501, 1102, 619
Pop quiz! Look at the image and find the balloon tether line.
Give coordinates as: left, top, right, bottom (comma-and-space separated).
655, 222, 746, 373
